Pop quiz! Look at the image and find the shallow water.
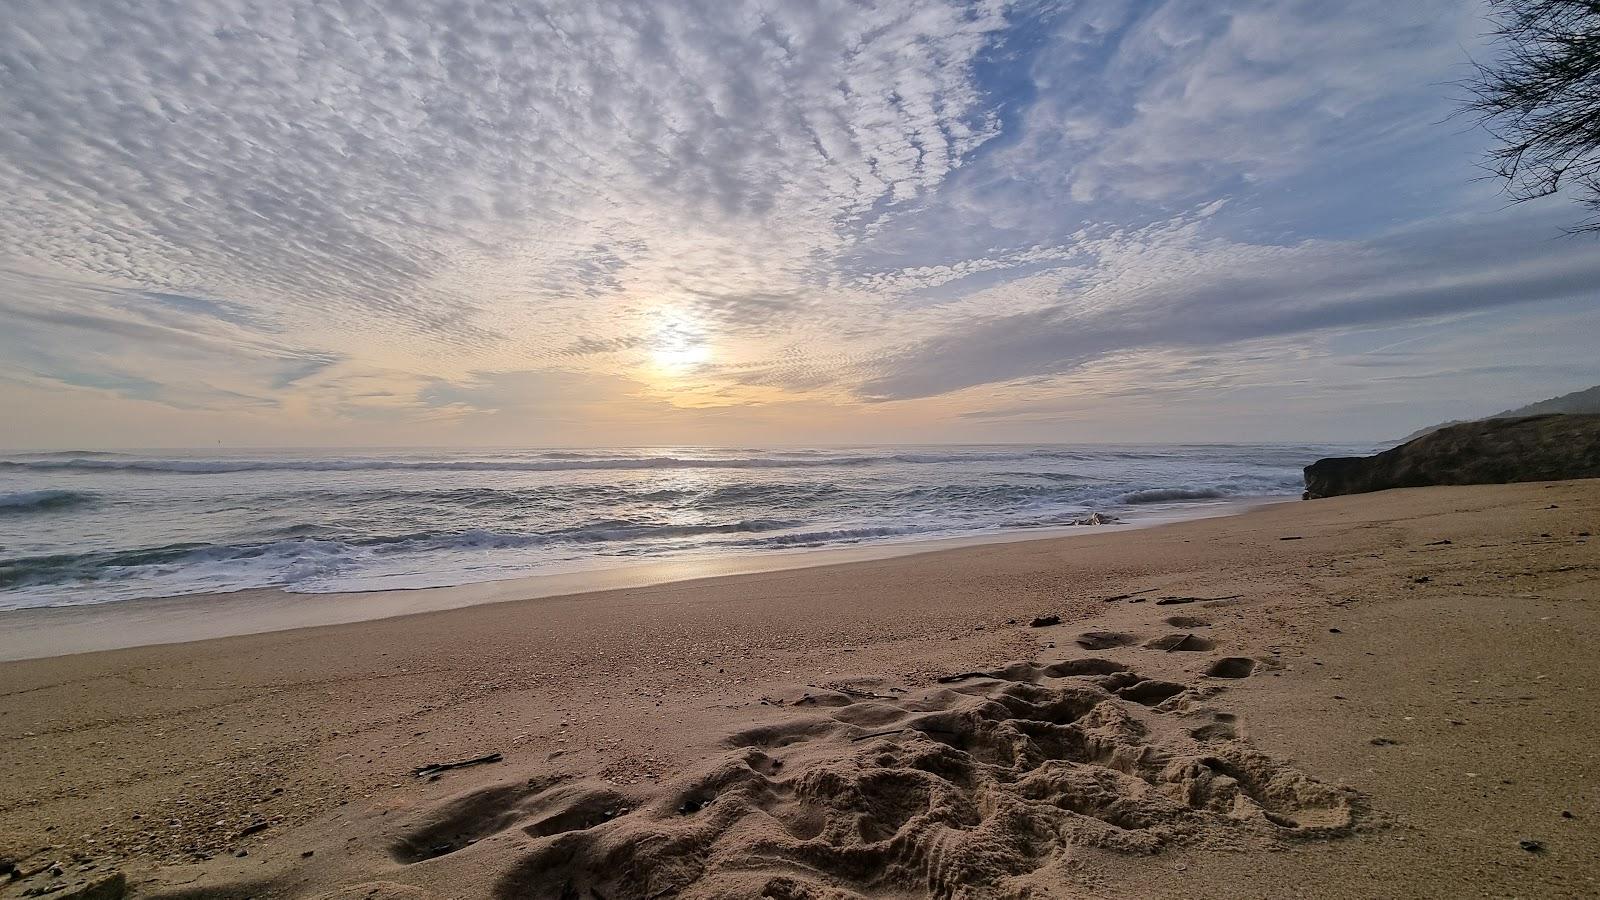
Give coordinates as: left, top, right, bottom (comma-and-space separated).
0, 443, 1368, 608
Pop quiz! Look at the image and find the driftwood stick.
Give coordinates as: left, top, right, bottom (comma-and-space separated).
1155, 594, 1242, 606
827, 684, 894, 700
411, 752, 504, 778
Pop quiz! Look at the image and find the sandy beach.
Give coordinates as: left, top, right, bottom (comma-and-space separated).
1, 481, 1596, 899
6, 0, 1598, 896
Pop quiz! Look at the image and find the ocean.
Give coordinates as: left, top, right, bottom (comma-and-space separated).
0, 444, 1368, 609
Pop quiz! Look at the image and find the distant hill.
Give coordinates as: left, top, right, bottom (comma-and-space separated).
1500, 384, 1600, 417
1402, 384, 1600, 442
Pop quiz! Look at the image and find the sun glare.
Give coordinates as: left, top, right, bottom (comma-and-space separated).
650, 341, 711, 372
646, 310, 712, 374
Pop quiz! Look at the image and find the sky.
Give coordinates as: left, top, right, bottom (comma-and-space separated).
1, 0, 1597, 450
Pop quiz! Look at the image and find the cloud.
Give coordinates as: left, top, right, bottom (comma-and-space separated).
0, 265, 348, 409
0, 0, 1011, 360
0, 0, 1595, 446
559, 335, 652, 358
856, 205, 1600, 401
992, 0, 1485, 207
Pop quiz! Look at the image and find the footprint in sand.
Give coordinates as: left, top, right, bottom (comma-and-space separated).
521, 786, 635, 838
1188, 709, 1240, 741
1205, 657, 1258, 679
1043, 658, 1129, 677
1075, 631, 1139, 650
1142, 633, 1216, 651
1117, 679, 1190, 705
724, 717, 844, 749
377, 658, 1364, 900
387, 774, 575, 863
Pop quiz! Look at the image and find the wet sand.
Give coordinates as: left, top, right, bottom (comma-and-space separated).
0, 482, 1595, 899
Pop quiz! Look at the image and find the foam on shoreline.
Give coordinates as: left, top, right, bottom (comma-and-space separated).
0, 497, 1282, 661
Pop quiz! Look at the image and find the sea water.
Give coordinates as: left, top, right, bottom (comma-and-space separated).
0, 443, 1369, 608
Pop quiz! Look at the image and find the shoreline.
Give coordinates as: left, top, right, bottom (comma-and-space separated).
1, 482, 1594, 899
0, 496, 1283, 662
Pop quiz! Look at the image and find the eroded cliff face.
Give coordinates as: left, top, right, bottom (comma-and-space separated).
1304, 414, 1600, 499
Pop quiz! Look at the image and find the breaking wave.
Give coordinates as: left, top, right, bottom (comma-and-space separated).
0, 442, 1358, 607
0, 489, 95, 514
1118, 487, 1230, 504
0, 518, 799, 594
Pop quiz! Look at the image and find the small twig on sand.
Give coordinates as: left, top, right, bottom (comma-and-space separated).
827, 684, 894, 700
1166, 633, 1193, 652
1103, 588, 1157, 602
1155, 595, 1241, 606
411, 752, 504, 778
936, 672, 990, 684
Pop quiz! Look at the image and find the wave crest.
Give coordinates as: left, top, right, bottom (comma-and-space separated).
1118, 487, 1229, 504
0, 489, 94, 514
0, 518, 799, 591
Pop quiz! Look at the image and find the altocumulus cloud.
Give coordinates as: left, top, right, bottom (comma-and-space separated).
0, 0, 1008, 346
0, 0, 1596, 441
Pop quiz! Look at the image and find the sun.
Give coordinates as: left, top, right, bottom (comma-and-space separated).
646, 311, 712, 373
650, 341, 711, 372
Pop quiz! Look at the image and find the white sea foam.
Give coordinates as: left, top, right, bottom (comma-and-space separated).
0, 443, 1367, 608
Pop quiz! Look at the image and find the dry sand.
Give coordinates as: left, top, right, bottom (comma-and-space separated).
0, 481, 1595, 899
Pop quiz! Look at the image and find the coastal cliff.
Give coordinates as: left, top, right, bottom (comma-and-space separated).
1304, 414, 1600, 499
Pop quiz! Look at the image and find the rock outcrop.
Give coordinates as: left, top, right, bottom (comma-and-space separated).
1304, 414, 1600, 499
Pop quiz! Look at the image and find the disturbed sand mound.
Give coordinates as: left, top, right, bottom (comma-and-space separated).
386, 661, 1362, 899
1304, 414, 1600, 498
